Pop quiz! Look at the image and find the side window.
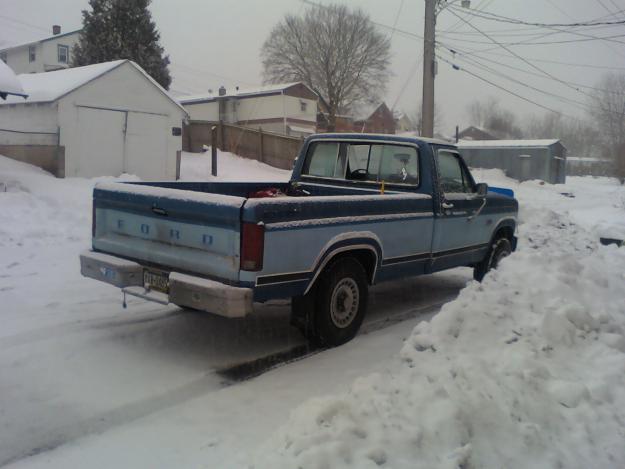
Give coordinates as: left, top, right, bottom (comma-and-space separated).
28, 45, 36, 62
437, 150, 474, 193
378, 145, 419, 185
302, 142, 343, 178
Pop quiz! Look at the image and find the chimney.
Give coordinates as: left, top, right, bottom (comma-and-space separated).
218, 85, 226, 96
52, 25, 61, 35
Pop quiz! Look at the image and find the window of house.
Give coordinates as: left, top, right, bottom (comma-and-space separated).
300, 101, 308, 112
0, 52, 7, 63
28, 45, 36, 62
437, 150, 475, 193
57, 45, 69, 64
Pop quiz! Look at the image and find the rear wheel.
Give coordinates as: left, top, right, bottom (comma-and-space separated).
291, 257, 368, 347
473, 237, 512, 281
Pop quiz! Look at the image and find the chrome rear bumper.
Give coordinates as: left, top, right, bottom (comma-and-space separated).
80, 250, 253, 318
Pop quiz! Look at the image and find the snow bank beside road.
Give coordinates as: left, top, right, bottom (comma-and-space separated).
0, 156, 138, 247
254, 176, 625, 468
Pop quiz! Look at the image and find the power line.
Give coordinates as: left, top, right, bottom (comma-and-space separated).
440, 0, 493, 34
439, 22, 622, 38
448, 4, 625, 27
608, 0, 625, 19
388, 0, 405, 41
440, 41, 625, 94
440, 32, 625, 45
445, 7, 593, 98
445, 44, 625, 71
391, 56, 423, 109
437, 46, 593, 113
445, 5, 625, 47
546, 0, 578, 21
0, 14, 50, 34
438, 55, 566, 115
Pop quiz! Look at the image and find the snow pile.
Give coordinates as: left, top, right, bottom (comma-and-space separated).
0, 149, 287, 247
0, 155, 138, 247
473, 168, 625, 241
0, 59, 26, 98
253, 175, 625, 468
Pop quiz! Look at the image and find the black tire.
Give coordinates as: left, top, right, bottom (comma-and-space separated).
314, 257, 368, 346
473, 237, 512, 282
291, 257, 368, 347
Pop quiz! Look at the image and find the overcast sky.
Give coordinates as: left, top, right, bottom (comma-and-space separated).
1, 0, 624, 133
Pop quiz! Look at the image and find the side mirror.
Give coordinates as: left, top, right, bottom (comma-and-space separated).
476, 183, 488, 197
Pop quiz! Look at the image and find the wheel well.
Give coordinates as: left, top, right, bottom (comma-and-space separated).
325, 249, 378, 285
494, 224, 514, 242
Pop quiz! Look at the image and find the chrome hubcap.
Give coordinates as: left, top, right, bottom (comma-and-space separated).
330, 278, 359, 329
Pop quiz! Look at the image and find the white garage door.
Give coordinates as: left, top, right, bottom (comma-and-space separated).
125, 113, 168, 180
76, 107, 125, 178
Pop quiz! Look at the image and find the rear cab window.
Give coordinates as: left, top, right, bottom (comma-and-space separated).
302, 140, 419, 187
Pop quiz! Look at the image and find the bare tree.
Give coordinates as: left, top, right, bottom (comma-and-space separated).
261, 4, 391, 131
410, 102, 443, 136
590, 72, 625, 180
525, 113, 600, 161
466, 97, 523, 139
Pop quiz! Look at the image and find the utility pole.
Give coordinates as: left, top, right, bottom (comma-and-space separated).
421, 0, 437, 138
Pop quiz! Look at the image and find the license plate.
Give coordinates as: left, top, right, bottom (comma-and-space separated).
144, 269, 169, 293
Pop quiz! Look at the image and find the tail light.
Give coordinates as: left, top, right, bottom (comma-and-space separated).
240, 222, 264, 271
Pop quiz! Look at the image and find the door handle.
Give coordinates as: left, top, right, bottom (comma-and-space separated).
442, 202, 454, 210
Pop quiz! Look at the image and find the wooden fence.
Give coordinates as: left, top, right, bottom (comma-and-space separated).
0, 144, 65, 177
183, 121, 305, 170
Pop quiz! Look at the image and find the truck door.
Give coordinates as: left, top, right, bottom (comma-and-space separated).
431, 149, 490, 271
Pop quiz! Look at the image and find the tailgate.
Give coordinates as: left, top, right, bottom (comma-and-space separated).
92, 182, 245, 282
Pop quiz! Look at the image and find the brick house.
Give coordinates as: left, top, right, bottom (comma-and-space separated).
353, 102, 396, 134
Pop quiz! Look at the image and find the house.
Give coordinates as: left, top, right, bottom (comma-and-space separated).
353, 102, 396, 134
394, 112, 415, 133
179, 82, 318, 137
316, 98, 355, 133
458, 139, 567, 184
457, 126, 497, 141
0, 60, 187, 180
0, 26, 81, 74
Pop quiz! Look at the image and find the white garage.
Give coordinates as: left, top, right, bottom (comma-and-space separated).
0, 60, 187, 180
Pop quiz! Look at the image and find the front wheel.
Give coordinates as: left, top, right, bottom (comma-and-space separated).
473, 237, 512, 282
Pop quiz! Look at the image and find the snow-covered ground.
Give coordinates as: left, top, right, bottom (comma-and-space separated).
180, 147, 291, 182
1, 153, 624, 468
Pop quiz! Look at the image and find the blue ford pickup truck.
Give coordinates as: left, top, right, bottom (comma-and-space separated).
80, 134, 518, 346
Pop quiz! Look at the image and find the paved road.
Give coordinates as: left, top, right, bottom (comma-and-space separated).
0, 270, 470, 467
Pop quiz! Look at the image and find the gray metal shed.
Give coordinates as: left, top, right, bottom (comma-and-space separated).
458, 139, 567, 184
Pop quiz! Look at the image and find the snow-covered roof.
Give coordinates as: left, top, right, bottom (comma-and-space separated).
0, 60, 27, 99
0, 60, 125, 105
287, 124, 315, 134
0, 60, 187, 114
458, 139, 561, 148
178, 82, 307, 104
0, 29, 82, 52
